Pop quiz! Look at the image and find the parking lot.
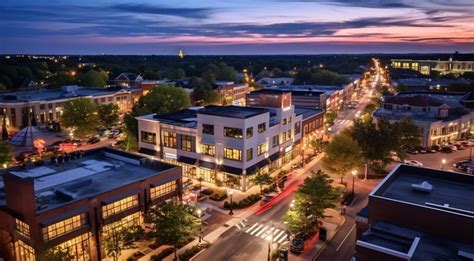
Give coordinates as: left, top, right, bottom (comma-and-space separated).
406, 145, 473, 173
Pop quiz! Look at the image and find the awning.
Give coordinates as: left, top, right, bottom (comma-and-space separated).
178, 156, 197, 165
138, 148, 159, 156
198, 160, 216, 170
102, 188, 140, 205
220, 165, 243, 175
150, 173, 182, 187
39, 206, 89, 227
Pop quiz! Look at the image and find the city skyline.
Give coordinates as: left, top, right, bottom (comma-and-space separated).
1, 0, 473, 54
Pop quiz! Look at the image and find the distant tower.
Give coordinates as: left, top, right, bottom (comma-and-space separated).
178, 50, 185, 59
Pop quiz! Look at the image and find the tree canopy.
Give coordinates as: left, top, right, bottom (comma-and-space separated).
251, 172, 274, 194
0, 141, 13, 166
98, 103, 120, 128
189, 77, 220, 105
79, 70, 106, 87
101, 225, 142, 261
61, 97, 101, 139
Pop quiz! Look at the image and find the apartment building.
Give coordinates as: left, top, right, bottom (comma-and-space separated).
0, 85, 141, 131
391, 58, 474, 75
136, 91, 325, 191
355, 164, 474, 260
212, 82, 248, 106
373, 94, 472, 147
0, 148, 182, 261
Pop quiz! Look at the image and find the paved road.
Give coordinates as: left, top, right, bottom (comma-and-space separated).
406, 146, 474, 172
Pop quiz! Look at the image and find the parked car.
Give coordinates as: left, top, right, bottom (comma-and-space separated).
405, 147, 419, 154
415, 147, 427, 154
431, 144, 442, 151
404, 159, 423, 167
466, 165, 474, 174
440, 146, 453, 153
454, 144, 464, 150
390, 155, 401, 162
426, 147, 437, 153
449, 145, 458, 151
87, 137, 101, 144
453, 160, 474, 170
261, 193, 277, 204
290, 232, 309, 254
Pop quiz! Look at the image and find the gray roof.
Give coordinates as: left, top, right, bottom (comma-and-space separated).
198, 105, 269, 119
294, 107, 324, 120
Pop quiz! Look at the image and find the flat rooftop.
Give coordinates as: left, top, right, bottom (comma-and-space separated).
359, 221, 474, 261
5, 148, 179, 213
372, 164, 474, 216
198, 105, 269, 119
295, 107, 324, 120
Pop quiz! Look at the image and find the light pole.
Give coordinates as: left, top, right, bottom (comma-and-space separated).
228, 190, 234, 215
197, 209, 203, 243
351, 169, 357, 195
441, 159, 446, 170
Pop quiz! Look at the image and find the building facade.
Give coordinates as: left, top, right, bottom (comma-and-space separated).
373, 94, 472, 147
137, 92, 322, 192
391, 58, 474, 75
212, 82, 248, 106
355, 164, 474, 260
0, 85, 141, 131
0, 148, 182, 261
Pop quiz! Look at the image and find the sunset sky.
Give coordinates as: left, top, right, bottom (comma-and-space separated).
1, 0, 473, 54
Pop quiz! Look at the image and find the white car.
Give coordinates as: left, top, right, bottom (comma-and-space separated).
404, 160, 424, 167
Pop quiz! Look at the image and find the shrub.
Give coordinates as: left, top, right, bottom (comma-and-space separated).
223, 194, 261, 209
201, 188, 213, 195
178, 243, 210, 261
150, 247, 175, 261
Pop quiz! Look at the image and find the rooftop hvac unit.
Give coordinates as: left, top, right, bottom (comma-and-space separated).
411, 181, 433, 193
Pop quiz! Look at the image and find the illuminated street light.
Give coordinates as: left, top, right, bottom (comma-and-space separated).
351, 169, 357, 195
441, 159, 446, 170
197, 209, 203, 242
228, 190, 234, 215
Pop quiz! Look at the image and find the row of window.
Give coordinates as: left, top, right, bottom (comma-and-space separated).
203, 123, 267, 138
42, 214, 87, 241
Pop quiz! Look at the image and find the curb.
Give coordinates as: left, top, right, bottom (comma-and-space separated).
312, 215, 346, 261
189, 248, 208, 261
312, 244, 327, 261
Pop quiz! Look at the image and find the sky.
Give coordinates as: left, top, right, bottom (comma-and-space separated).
0, 0, 473, 54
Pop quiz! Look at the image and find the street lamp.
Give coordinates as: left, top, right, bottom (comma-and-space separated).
441, 159, 446, 170
351, 169, 357, 195
290, 202, 294, 209
228, 190, 234, 215
197, 209, 203, 243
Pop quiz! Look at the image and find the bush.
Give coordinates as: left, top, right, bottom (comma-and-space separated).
223, 194, 261, 209
201, 188, 213, 196
178, 243, 210, 261
151, 247, 175, 261
209, 189, 228, 201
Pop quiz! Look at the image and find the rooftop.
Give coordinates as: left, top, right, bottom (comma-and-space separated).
373, 108, 470, 123
198, 105, 269, 119
4, 148, 179, 213
384, 95, 444, 107
0, 86, 129, 103
294, 107, 324, 120
265, 85, 342, 96
372, 164, 474, 216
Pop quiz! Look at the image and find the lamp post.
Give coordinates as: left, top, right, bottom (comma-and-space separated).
351, 169, 357, 195
228, 190, 234, 215
441, 159, 446, 170
197, 209, 203, 243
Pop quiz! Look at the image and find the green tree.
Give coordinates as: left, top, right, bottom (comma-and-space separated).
36, 246, 73, 261
61, 98, 100, 139
324, 109, 337, 126
0, 83, 6, 91
251, 172, 274, 194
0, 141, 12, 166
48, 72, 74, 88
284, 170, 339, 234
102, 225, 142, 261
201, 70, 216, 84
145, 201, 199, 260
99, 69, 109, 81
2, 116, 9, 140
80, 70, 106, 87
98, 103, 119, 128
396, 118, 422, 149
322, 133, 364, 184
190, 77, 220, 105
309, 137, 323, 154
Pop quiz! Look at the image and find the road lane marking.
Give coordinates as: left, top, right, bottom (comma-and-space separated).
245, 223, 259, 233
336, 224, 356, 252
273, 230, 287, 243
250, 224, 265, 236
255, 225, 269, 238
262, 227, 275, 240
236, 223, 241, 229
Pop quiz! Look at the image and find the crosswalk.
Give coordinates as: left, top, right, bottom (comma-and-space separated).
335, 119, 353, 126
235, 222, 289, 244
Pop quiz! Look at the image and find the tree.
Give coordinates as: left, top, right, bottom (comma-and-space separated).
102, 225, 142, 261
396, 118, 422, 149
284, 170, 339, 234
309, 136, 324, 154
98, 103, 119, 128
324, 109, 337, 126
322, 133, 364, 184
0, 141, 12, 166
190, 77, 220, 105
79, 70, 106, 87
2, 116, 9, 140
61, 98, 100, 139
251, 172, 274, 194
201, 70, 216, 84
145, 201, 199, 260
0, 83, 6, 91
36, 246, 73, 261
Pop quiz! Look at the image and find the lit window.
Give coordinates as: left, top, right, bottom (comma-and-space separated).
201, 144, 215, 156
272, 135, 279, 147
15, 240, 35, 261
224, 148, 242, 161
163, 131, 177, 148
247, 148, 253, 161
42, 214, 87, 241
180, 135, 193, 152
102, 195, 139, 218
55, 233, 91, 261
257, 142, 268, 156
150, 181, 177, 200
15, 219, 30, 239
141, 131, 156, 144
224, 127, 243, 139
258, 123, 266, 133
102, 212, 141, 236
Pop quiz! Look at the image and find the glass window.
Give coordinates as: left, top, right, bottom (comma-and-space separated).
15, 240, 35, 261
180, 135, 193, 152
15, 219, 30, 239
282, 118, 287, 125
257, 142, 268, 156
258, 123, 266, 133
141, 131, 156, 144
202, 124, 214, 135
295, 122, 301, 135
272, 135, 279, 147
102, 195, 139, 218
163, 131, 177, 148
200, 168, 216, 183
42, 214, 87, 241
224, 127, 243, 139
224, 148, 242, 161
55, 233, 91, 261
288, 117, 292, 123
102, 212, 141, 236
247, 148, 253, 161
201, 144, 215, 156
150, 181, 177, 200
246, 127, 253, 138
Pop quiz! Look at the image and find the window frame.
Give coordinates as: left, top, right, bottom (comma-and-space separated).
224, 147, 242, 161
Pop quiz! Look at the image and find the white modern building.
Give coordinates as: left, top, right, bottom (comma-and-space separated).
373, 94, 472, 147
136, 92, 309, 191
